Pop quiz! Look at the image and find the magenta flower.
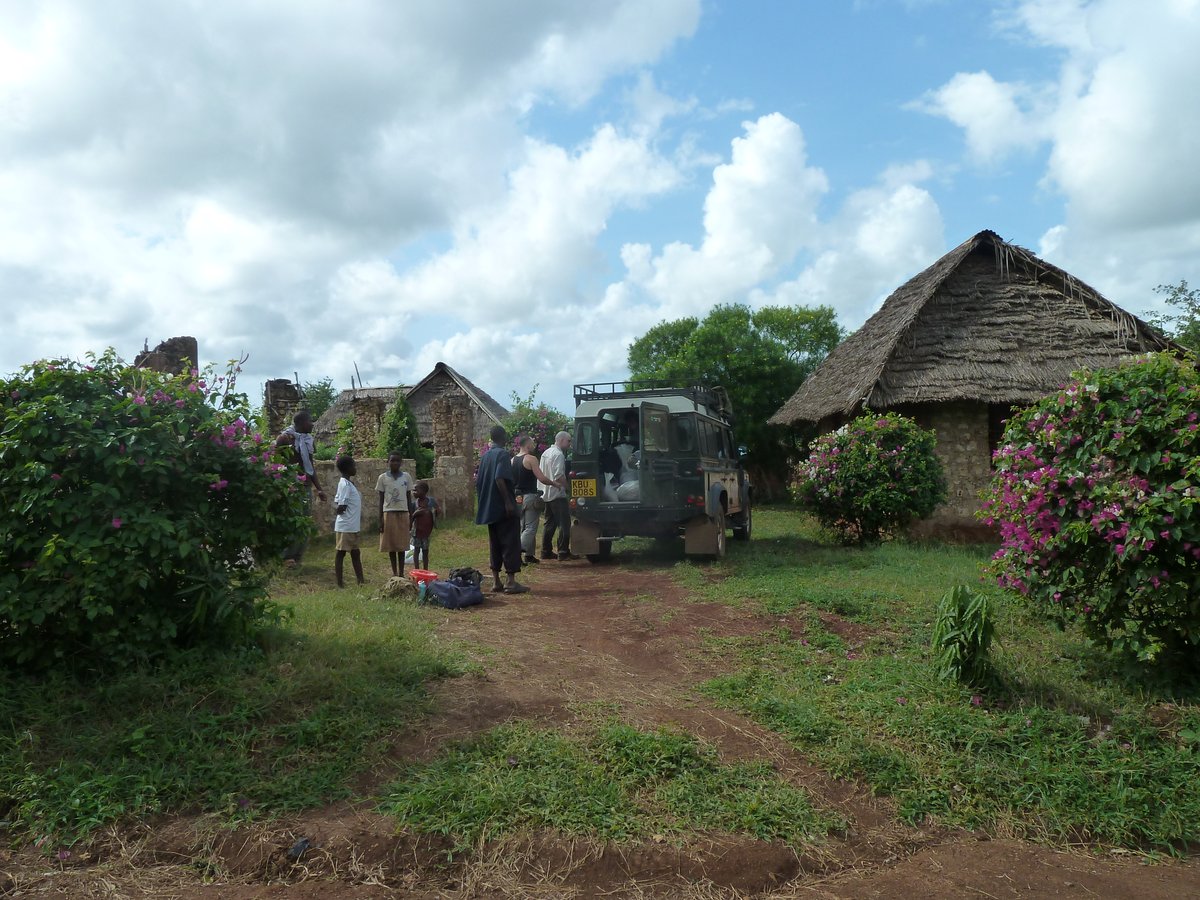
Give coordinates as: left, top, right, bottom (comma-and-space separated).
51, 473, 61, 480
970, 695, 982, 707
112, 517, 123, 528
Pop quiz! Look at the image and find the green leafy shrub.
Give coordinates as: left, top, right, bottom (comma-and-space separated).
792, 412, 946, 543
0, 351, 309, 670
981, 352, 1200, 667
375, 389, 433, 477
931, 585, 995, 687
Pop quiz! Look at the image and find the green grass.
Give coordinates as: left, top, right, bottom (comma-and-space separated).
5, 505, 1199, 858
691, 506, 1200, 851
379, 720, 842, 853
0, 540, 467, 847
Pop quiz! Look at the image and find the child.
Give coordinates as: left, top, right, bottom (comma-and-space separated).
376, 452, 413, 577
333, 455, 365, 587
409, 480, 439, 571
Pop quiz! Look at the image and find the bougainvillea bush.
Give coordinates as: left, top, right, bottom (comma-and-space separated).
501, 388, 571, 455
981, 353, 1200, 666
792, 413, 946, 544
0, 351, 309, 670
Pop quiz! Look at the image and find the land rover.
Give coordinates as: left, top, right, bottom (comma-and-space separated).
568, 382, 751, 561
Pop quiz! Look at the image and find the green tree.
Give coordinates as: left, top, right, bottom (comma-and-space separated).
301, 376, 337, 421
376, 390, 433, 477
1149, 280, 1200, 350
627, 304, 842, 480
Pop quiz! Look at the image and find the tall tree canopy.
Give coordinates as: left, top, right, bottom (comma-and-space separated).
627, 303, 842, 480
1150, 280, 1200, 350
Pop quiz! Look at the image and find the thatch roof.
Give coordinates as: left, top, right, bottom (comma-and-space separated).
313, 386, 408, 439
770, 230, 1177, 426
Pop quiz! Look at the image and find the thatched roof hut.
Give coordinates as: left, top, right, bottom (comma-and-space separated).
770, 229, 1175, 429
771, 230, 1178, 537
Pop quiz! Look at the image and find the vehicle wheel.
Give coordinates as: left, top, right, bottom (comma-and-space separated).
586, 541, 612, 564
732, 503, 752, 541
714, 510, 727, 559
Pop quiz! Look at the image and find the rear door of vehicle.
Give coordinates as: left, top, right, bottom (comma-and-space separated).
639, 402, 674, 507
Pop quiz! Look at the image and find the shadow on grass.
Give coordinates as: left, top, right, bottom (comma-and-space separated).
0, 601, 463, 846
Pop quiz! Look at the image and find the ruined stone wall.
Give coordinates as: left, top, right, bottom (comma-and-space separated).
350, 397, 386, 456
311, 457, 416, 536
426, 455, 472, 518
264, 379, 303, 438
134, 336, 199, 375
430, 393, 473, 459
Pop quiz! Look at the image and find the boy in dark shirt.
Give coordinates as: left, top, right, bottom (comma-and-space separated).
409, 481, 439, 571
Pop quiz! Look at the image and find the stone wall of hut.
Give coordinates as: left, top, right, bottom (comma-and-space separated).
905, 400, 997, 541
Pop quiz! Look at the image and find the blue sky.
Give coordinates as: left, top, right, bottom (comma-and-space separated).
2, 1, 1198, 414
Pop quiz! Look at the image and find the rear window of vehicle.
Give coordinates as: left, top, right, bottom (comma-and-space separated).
576, 419, 597, 456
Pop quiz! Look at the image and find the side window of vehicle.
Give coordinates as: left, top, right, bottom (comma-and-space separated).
699, 420, 718, 457
671, 415, 696, 453
718, 427, 733, 459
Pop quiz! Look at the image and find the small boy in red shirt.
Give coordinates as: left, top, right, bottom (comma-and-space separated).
409, 481, 439, 571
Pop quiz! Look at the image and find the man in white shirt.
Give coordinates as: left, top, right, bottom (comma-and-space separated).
539, 431, 578, 560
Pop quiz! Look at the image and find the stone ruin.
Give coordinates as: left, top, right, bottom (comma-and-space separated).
350, 395, 387, 454
430, 392, 474, 459
263, 379, 304, 438
134, 336, 198, 375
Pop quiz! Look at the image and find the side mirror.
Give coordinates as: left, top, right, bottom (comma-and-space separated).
737, 445, 749, 459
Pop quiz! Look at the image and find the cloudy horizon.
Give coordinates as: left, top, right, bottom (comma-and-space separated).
3, 0, 1198, 412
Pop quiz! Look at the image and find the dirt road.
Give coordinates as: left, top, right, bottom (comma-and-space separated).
8, 555, 1200, 898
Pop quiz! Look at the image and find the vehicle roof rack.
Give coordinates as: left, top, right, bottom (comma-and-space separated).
573, 381, 733, 420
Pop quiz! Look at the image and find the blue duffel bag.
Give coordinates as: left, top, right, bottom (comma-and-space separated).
425, 577, 484, 610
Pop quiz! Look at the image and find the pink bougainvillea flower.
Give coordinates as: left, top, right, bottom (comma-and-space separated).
112, 517, 123, 528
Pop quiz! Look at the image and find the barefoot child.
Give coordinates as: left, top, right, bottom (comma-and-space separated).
376, 452, 413, 577
333, 455, 365, 587
409, 480, 439, 571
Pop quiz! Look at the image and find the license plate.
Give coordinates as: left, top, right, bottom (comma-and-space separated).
570, 478, 596, 498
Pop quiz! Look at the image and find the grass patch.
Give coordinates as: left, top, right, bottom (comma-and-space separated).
380, 720, 841, 853
690, 507, 1200, 851
0, 547, 466, 847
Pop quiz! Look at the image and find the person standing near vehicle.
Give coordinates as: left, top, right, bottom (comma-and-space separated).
275, 409, 327, 568
512, 434, 563, 566
540, 431, 577, 560
476, 425, 527, 594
